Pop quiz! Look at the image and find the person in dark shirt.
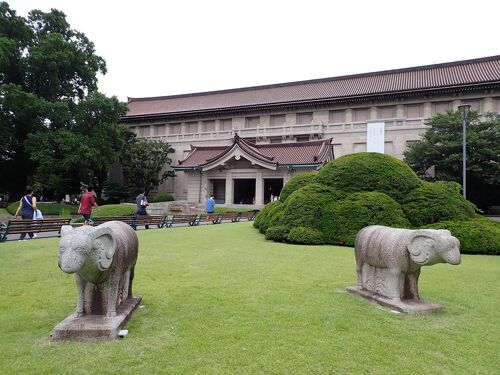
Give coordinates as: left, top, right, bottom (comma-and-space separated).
136, 188, 150, 229
14, 186, 37, 240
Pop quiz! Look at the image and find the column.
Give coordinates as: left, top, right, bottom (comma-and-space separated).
255, 171, 263, 205
225, 172, 233, 204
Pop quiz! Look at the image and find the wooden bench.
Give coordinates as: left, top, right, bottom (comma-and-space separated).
239, 210, 259, 221
91, 216, 135, 227
194, 213, 223, 225
220, 212, 241, 223
164, 214, 198, 228
132, 215, 167, 230
0, 218, 72, 242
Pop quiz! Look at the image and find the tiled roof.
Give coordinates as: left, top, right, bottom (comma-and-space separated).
175, 135, 333, 168
125, 56, 500, 118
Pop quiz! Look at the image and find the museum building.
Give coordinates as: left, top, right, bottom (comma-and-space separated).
121, 55, 500, 207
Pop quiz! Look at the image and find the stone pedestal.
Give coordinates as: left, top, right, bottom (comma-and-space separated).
52, 296, 142, 341
346, 287, 443, 314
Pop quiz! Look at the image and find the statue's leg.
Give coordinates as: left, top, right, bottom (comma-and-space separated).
385, 268, 403, 301
74, 273, 86, 317
356, 261, 363, 287
407, 269, 421, 300
106, 276, 120, 317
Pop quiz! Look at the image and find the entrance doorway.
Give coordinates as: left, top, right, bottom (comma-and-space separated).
264, 178, 283, 203
233, 179, 255, 204
210, 179, 226, 203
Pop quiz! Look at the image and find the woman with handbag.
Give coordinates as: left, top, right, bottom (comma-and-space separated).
14, 186, 37, 240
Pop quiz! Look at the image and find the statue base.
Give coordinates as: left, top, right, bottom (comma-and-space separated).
51, 296, 142, 341
346, 287, 443, 314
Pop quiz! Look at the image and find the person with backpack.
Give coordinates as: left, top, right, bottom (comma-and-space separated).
14, 186, 37, 240
136, 188, 150, 229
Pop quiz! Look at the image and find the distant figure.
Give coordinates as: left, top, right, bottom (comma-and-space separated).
136, 188, 150, 229
78, 185, 99, 225
205, 195, 215, 214
14, 186, 37, 240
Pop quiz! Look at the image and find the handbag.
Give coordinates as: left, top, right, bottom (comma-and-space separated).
33, 209, 44, 220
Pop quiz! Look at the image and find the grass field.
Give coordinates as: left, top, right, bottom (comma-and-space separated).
0, 222, 498, 374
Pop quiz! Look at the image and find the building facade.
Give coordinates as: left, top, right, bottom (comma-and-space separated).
121, 56, 500, 207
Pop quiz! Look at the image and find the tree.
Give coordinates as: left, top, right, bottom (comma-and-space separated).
121, 137, 175, 193
404, 111, 500, 210
0, 2, 121, 199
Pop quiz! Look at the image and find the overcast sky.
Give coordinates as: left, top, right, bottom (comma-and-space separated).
9, 0, 500, 102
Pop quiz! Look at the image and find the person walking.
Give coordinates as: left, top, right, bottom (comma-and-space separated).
205, 194, 215, 214
136, 188, 150, 229
78, 185, 99, 225
14, 186, 37, 240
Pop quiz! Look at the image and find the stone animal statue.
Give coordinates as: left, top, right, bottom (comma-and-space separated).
354, 225, 461, 301
58, 221, 138, 317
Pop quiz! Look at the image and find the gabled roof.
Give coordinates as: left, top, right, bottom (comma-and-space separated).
174, 135, 333, 171
125, 55, 500, 119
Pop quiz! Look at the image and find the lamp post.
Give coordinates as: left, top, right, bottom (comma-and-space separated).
457, 104, 471, 199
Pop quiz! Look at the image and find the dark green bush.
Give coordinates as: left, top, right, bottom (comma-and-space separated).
401, 181, 477, 227
315, 152, 422, 202
321, 192, 410, 246
151, 193, 174, 202
424, 217, 500, 255
254, 200, 283, 233
265, 225, 289, 242
277, 183, 346, 231
279, 172, 317, 202
7, 202, 78, 216
287, 227, 324, 245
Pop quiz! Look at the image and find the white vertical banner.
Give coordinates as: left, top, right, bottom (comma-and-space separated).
367, 122, 385, 153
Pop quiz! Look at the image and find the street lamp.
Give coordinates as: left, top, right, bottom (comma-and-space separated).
457, 104, 471, 199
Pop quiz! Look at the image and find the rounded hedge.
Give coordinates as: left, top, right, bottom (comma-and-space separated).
424, 217, 500, 255
7, 202, 78, 216
315, 152, 422, 202
254, 200, 283, 234
265, 225, 289, 242
287, 227, 324, 245
401, 181, 477, 227
320, 192, 410, 246
279, 172, 317, 202
151, 193, 174, 202
276, 183, 346, 231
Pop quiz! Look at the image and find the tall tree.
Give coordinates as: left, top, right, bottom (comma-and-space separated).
404, 111, 500, 210
121, 137, 175, 193
0, 2, 124, 199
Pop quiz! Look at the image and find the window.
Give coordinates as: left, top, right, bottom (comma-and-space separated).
221, 119, 232, 131
154, 124, 166, 136
270, 114, 286, 127
329, 110, 345, 123
296, 112, 313, 124
202, 120, 215, 132
353, 108, 369, 122
496, 98, 500, 112
245, 116, 259, 128
185, 121, 198, 133
138, 126, 150, 137
170, 123, 181, 134
296, 135, 310, 142
406, 104, 423, 118
269, 137, 282, 144
433, 102, 451, 114
462, 100, 480, 112
378, 106, 395, 119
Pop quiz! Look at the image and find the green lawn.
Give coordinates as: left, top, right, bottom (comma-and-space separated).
0, 222, 498, 374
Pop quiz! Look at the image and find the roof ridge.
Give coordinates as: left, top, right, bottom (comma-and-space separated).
127, 55, 500, 103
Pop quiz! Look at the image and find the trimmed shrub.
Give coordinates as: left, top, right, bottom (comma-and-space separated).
151, 193, 174, 202
424, 217, 500, 255
279, 172, 317, 202
254, 200, 283, 233
321, 192, 410, 246
401, 181, 477, 227
265, 225, 289, 242
93, 204, 136, 217
287, 227, 324, 245
278, 183, 347, 231
315, 152, 422, 202
7, 202, 78, 216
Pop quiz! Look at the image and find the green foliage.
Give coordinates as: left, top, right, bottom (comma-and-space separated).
321, 192, 410, 246
102, 179, 135, 203
404, 111, 500, 210
424, 217, 500, 255
121, 138, 175, 193
7, 202, 78, 216
277, 183, 346, 231
151, 193, 174, 202
92, 203, 135, 218
265, 225, 289, 242
401, 181, 477, 227
253, 200, 283, 233
279, 172, 317, 202
315, 152, 422, 201
215, 207, 255, 213
287, 226, 324, 245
